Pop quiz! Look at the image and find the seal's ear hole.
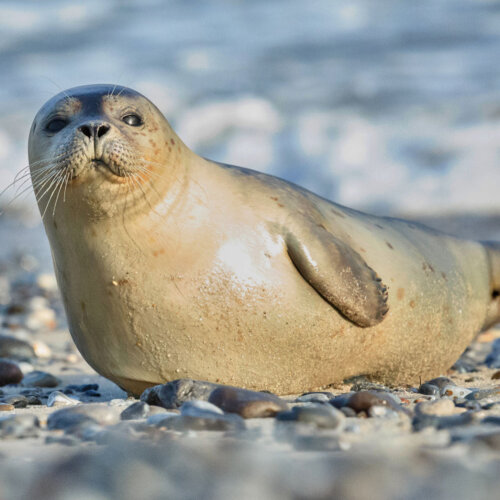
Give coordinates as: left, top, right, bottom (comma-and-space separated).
492, 290, 500, 300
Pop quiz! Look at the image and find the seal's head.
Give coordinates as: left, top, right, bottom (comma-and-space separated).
28, 84, 185, 218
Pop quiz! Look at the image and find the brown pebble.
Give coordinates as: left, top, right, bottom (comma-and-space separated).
0, 404, 15, 411
209, 386, 288, 418
492, 371, 500, 380
0, 360, 23, 386
346, 391, 390, 412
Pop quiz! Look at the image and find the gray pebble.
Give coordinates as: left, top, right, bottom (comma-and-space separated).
465, 388, 500, 401
440, 385, 472, 398
276, 404, 345, 430
340, 407, 357, 418
165, 414, 245, 432
121, 401, 151, 420
329, 393, 355, 408
485, 338, 500, 368
4, 395, 28, 408
418, 383, 440, 396
0, 336, 35, 360
47, 403, 122, 433
413, 411, 474, 431
0, 414, 39, 439
295, 392, 333, 404
23, 370, 60, 388
180, 400, 224, 418
152, 379, 219, 409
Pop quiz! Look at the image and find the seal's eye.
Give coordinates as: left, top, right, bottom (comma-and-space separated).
122, 114, 143, 127
45, 119, 67, 133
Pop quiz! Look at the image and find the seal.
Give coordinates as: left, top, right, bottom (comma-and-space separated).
28, 84, 500, 395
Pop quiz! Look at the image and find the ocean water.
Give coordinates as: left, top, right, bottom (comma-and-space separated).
1, 0, 500, 216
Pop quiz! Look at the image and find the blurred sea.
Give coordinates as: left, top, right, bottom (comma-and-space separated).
1, 0, 500, 217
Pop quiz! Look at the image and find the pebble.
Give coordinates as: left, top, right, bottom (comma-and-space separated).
17, 361, 34, 375
151, 379, 218, 409
485, 338, 500, 368
32, 340, 52, 358
492, 371, 500, 380
47, 404, 121, 432
180, 400, 224, 418
415, 399, 457, 417
340, 407, 357, 418
0, 335, 35, 360
4, 395, 28, 408
276, 404, 346, 430
330, 393, 354, 409
146, 413, 179, 427
418, 377, 455, 396
0, 404, 14, 411
66, 383, 99, 392
368, 406, 400, 419
440, 385, 472, 398
345, 391, 401, 414
413, 411, 474, 431
465, 388, 500, 401
22, 370, 60, 388
350, 381, 390, 392
161, 414, 246, 432
208, 386, 288, 418
0, 414, 40, 439
120, 402, 151, 420
0, 360, 23, 386
47, 391, 80, 407
295, 392, 333, 404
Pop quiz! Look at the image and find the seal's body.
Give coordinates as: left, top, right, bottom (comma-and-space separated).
28, 85, 500, 395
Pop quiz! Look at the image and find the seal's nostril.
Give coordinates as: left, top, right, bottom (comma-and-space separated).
97, 124, 110, 138
79, 125, 92, 138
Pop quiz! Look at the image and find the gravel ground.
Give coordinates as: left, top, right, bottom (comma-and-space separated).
0, 214, 499, 500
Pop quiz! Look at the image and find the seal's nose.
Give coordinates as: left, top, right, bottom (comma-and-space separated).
78, 123, 110, 139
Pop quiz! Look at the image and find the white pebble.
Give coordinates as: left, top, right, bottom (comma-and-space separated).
36, 273, 58, 292
32, 340, 52, 358
47, 391, 80, 407
180, 400, 224, 417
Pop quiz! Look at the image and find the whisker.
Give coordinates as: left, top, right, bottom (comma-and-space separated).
41, 170, 65, 221
52, 170, 67, 216
63, 171, 70, 203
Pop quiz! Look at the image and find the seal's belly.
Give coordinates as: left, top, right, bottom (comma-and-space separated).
57, 221, 490, 394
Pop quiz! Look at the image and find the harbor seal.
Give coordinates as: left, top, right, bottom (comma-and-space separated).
28, 84, 500, 395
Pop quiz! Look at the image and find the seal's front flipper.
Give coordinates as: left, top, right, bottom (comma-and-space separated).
286, 225, 388, 327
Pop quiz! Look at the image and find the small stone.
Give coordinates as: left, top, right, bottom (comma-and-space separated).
32, 341, 52, 358
330, 393, 354, 409
0, 414, 39, 439
120, 401, 151, 420
340, 407, 357, 418
208, 386, 288, 418
421, 377, 455, 391
492, 371, 500, 380
180, 400, 224, 418
36, 273, 58, 292
295, 392, 333, 404
416, 398, 456, 417
25, 396, 42, 405
276, 404, 345, 430
485, 338, 500, 368
154, 379, 218, 409
0, 404, 14, 411
368, 405, 400, 418
0, 360, 23, 386
418, 383, 440, 396
164, 414, 245, 432
65, 383, 99, 392
346, 391, 400, 413
17, 361, 34, 375
140, 384, 164, 406
440, 385, 472, 398
23, 370, 60, 388
350, 381, 390, 392
0, 335, 35, 360
465, 388, 500, 401
83, 390, 101, 397
413, 411, 474, 431
47, 391, 80, 407
47, 404, 121, 432
146, 413, 178, 426
5, 395, 28, 408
